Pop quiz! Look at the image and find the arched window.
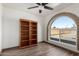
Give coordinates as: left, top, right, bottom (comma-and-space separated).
47, 13, 78, 47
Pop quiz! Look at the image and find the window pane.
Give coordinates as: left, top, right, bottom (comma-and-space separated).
50, 28, 60, 41
50, 16, 77, 45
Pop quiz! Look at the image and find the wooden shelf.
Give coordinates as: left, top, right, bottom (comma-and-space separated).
29, 39, 37, 40
20, 19, 37, 48
21, 30, 29, 32
29, 21, 37, 45
21, 40, 29, 42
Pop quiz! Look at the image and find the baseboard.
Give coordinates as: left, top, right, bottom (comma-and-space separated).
2, 41, 44, 52
2, 46, 19, 52
38, 41, 45, 43
44, 41, 79, 54
2, 41, 46, 52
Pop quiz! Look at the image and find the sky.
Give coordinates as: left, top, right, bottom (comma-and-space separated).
51, 16, 76, 28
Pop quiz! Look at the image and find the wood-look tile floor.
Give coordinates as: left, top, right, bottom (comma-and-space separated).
1, 42, 79, 56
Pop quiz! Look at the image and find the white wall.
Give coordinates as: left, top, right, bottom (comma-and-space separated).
2, 7, 44, 49
0, 4, 2, 52
44, 4, 79, 41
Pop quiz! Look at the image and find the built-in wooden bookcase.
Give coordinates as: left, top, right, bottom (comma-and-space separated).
20, 19, 37, 48
29, 21, 37, 45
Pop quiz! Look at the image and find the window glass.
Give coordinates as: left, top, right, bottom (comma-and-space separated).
50, 16, 77, 45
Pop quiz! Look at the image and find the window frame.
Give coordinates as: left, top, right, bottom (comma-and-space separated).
47, 12, 79, 49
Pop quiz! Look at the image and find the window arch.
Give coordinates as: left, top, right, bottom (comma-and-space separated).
47, 12, 79, 50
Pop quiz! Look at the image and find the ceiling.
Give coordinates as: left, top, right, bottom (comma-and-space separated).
2, 3, 72, 16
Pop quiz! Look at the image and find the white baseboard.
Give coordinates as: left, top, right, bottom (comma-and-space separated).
45, 40, 79, 53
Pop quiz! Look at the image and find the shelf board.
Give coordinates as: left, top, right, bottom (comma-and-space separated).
31, 29, 37, 30
30, 39, 37, 40
30, 25, 37, 27
31, 34, 37, 35
21, 40, 29, 42
21, 25, 29, 27
21, 34, 29, 37
21, 30, 29, 31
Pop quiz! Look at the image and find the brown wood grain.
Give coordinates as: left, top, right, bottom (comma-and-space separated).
20, 19, 37, 48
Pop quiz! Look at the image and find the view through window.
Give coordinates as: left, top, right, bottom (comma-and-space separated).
50, 16, 77, 45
